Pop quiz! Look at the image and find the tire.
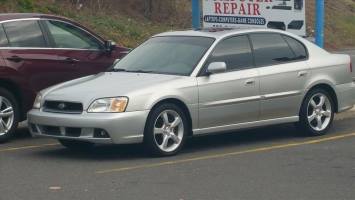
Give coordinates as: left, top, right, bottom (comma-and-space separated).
58, 139, 94, 151
298, 88, 335, 136
144, 103, 189, 156
0, 88, 20, 143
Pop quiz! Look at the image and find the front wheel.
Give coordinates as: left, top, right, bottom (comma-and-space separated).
144, 103, 188, 156
298, 88, 334, 136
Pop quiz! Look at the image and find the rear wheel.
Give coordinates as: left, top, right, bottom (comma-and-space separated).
0, 88, 19, 143
298, 88, 334, 136
58, 139, 94, 150
144, 103, 188, 156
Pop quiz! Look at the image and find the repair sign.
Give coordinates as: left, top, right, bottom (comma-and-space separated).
202, 0, 306, 36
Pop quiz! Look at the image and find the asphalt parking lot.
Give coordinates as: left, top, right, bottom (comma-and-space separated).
0, 110, 355, 200
0, 50, 354, 200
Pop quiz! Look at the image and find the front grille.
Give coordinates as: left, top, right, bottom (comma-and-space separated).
29, 123, 38, 133
43, 101, 83, 114
65, 127, 81, 137
38, 125, 82, 137
41, 125, 61, 136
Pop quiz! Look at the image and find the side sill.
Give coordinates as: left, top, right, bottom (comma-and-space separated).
193, 116, 299, 135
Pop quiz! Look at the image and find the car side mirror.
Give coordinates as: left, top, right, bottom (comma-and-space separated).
206, 62, 227, 75
121, 48, 132, 55
105, 40, 116, 52
113, 59, 120, 66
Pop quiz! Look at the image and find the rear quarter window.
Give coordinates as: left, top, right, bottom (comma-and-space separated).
282, 35, 308, 60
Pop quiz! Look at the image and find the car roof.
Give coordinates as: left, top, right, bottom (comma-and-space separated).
0, 13, 106, 42
154, 28, 298, 40
0, 13, 71, 22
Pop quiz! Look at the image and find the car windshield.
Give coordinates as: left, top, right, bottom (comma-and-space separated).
112, 36, 215, 76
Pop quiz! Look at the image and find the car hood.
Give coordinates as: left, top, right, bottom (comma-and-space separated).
43, 72, 182, 108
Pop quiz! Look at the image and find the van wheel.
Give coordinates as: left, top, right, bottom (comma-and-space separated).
0, 88, 19, 143
298, 88, 334, 136
144, 103, 188, 156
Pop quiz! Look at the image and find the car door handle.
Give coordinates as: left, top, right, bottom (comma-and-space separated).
6, 56, 23, 63
245, 79, 255, 86
298, 71, 308, 77
64, 57, 80, 64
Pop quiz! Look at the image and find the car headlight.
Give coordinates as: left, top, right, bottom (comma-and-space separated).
33, 93, 43, 109
87, 97, 128, 113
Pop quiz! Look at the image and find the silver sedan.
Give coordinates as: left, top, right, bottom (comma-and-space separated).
28, 28, 355, 156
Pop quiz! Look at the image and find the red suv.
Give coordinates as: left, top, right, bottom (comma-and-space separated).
0, 13, 128, 142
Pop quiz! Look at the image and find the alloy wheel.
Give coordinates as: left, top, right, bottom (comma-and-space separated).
153, 110, 184, 153
0, 96, 14, 136
307, 93, 332, 131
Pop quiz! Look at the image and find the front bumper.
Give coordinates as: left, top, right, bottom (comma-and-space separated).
28, 109, 150, 144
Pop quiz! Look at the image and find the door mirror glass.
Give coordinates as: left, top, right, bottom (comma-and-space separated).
206, 62, 227, 75
105, 40, 116, 52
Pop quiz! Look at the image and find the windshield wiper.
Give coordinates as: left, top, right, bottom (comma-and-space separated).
125, 70, 154, 73
108, 68, 154, 74
108, 68, 127, 72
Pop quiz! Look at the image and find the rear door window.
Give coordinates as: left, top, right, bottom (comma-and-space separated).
44, 20, 103, 50
250, 33, 295, 67
0, 25, 9, 47
3, 20, 47, 47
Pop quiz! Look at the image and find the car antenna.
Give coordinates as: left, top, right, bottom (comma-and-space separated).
170, 0, 176, 31
170, 22, 174, 31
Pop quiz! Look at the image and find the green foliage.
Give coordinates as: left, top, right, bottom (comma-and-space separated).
0, 0, 353, 49
0, 0, 172, 48
17, 0, 34, 12
331, 16, 355, 48
70, 13, 170, 47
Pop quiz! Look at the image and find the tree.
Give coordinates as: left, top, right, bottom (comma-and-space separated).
144, 0, 153, 19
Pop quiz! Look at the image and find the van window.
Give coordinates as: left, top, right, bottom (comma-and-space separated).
45, 20, 102, 50
0, 25, 9, 47
3, 20, 47, 47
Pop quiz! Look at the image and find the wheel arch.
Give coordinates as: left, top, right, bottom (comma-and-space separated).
145, 98, 193, 137
303, 83, 338, 113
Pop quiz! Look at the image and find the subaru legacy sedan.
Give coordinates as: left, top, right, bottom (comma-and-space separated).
28, 28, 355, 156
